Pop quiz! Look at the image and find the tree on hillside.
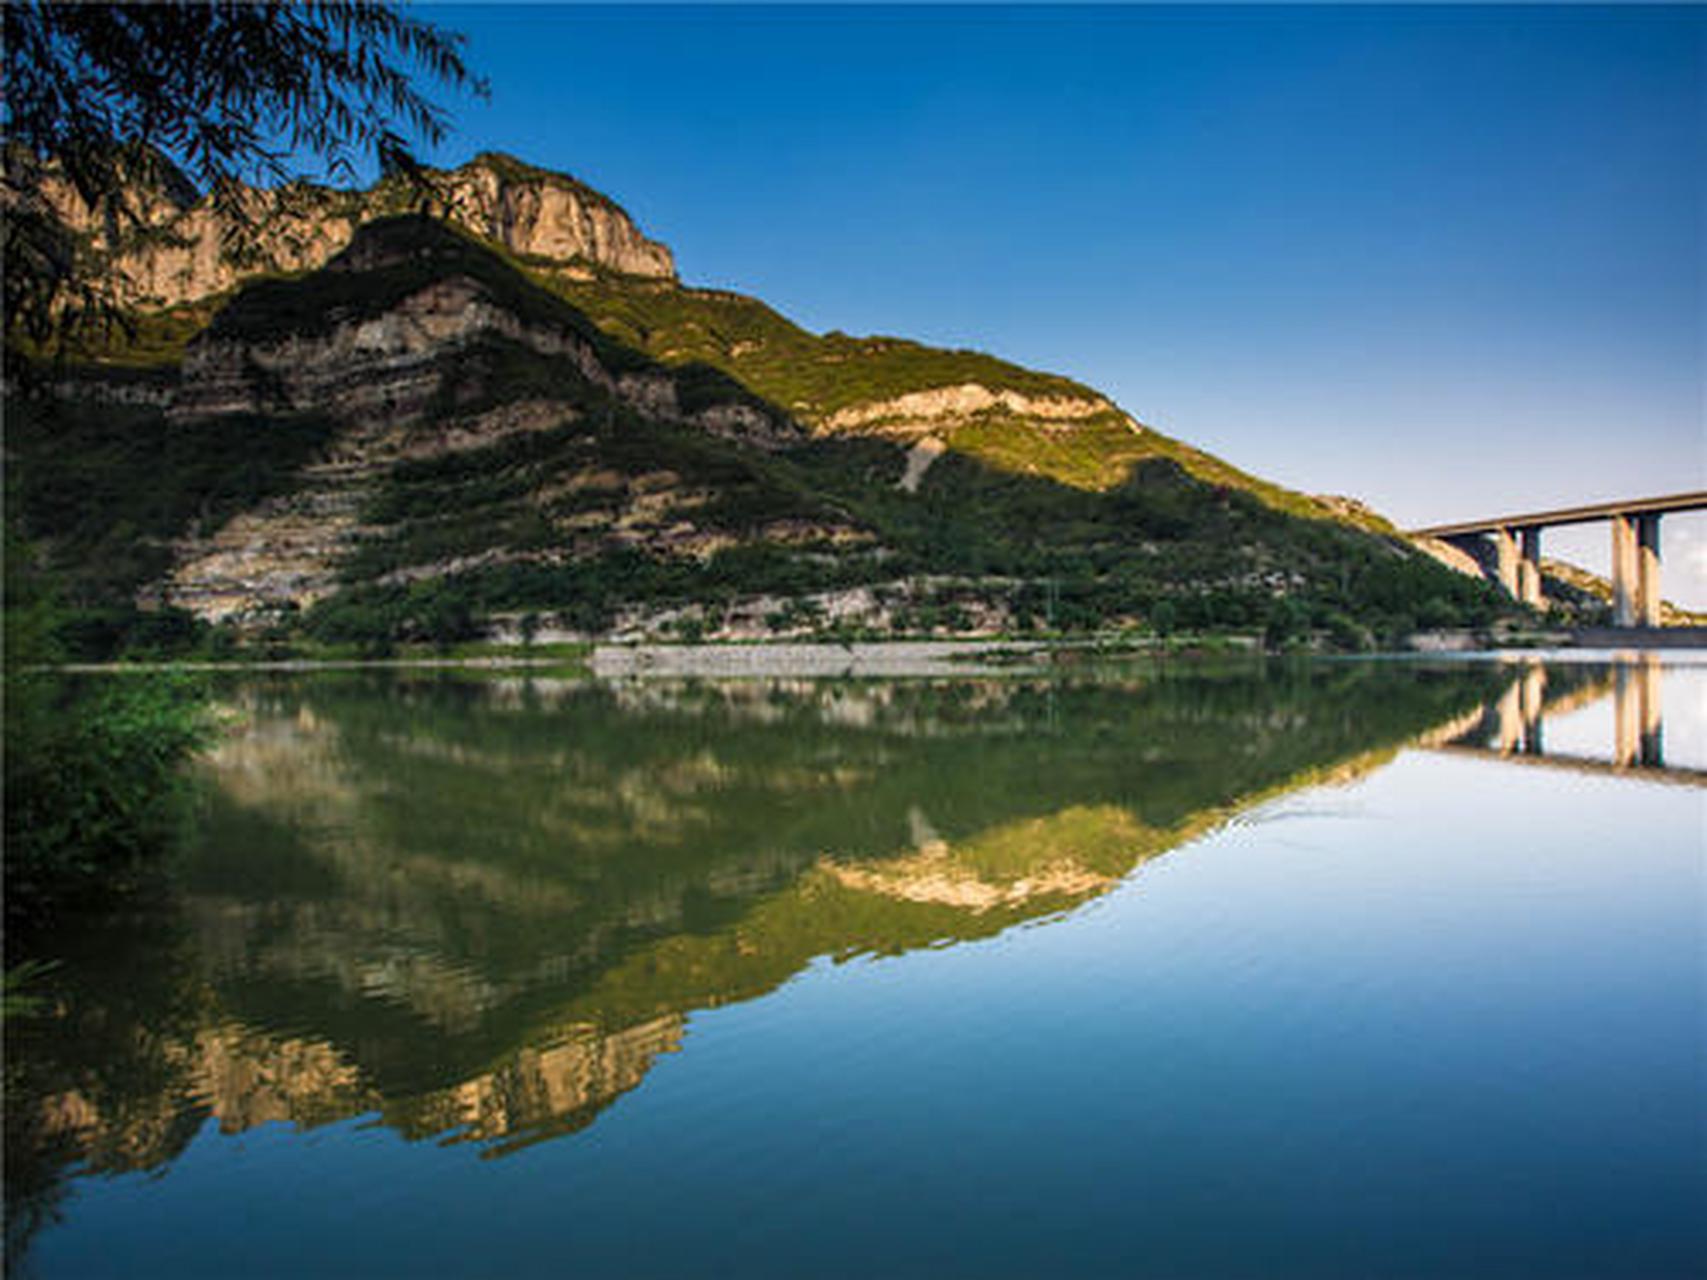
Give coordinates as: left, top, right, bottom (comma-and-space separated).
1, 0, 487, 348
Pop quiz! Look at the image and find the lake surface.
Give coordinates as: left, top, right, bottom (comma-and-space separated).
6, 656, 1703, 1278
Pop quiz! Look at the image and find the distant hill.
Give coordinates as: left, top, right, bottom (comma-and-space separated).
1538, 558, 1706, 627
8, 154, 1511, 652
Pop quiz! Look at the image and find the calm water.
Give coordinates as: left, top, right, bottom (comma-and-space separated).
6, 657, 1703, 1278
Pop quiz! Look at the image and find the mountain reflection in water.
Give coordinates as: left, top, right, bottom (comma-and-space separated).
9, 658, 1638, 1259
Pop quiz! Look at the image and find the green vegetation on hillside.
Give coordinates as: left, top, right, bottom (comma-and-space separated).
8, 205, 1522, 651
540, 269, 1387, 530
291, 400, 1504, 650
8, 297, 223, 369
548, 274, 1089, 419
5, 392, 334, 618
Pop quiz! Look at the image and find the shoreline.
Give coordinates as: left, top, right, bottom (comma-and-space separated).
44, 633, 1707, 679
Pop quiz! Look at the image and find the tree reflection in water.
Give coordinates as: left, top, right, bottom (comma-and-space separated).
6, 660, 1521, 1266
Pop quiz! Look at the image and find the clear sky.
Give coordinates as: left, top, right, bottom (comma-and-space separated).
414, 4, 1705, 603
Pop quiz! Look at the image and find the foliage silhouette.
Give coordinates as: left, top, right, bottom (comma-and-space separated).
2, 0, 485, 351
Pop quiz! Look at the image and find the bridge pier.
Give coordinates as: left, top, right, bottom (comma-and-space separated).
1611, 516, 1637, 627
1490, 527, 1519, 597
1447, 526, 1546, 608
1637, 515, 1662, 627
1518, 526, 1543, 608
1610, 513, 1665, 627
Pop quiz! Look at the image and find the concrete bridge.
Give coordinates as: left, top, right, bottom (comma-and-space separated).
1412, 491, 1707, 626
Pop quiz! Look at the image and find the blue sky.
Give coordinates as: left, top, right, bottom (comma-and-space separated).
412, 4, 1704, 603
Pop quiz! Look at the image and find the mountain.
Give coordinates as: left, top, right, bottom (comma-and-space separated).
7, 152, 1510, 651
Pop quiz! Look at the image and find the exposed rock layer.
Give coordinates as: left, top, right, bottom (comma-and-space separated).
168, 222, 794, 448
44, 152, 676, 310
824, 382, 1115, 437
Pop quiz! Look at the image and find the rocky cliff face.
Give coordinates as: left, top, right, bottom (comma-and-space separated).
148, 216, 806, 621
441, 155, 675, 280
822, 382, 1120, 438
156, 399, 574, 621
169, 216, 788, 445
43, 151, 675, 310
172, 273, 671, 426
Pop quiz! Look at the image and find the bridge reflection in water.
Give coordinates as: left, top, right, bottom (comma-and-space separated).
1420, 657, 1700, 784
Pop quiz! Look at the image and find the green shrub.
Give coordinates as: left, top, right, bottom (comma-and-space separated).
4, 673, 207, 911
1263, 597, 1311, 651
1323, 612, 1374, 652
3, 535, 209, 922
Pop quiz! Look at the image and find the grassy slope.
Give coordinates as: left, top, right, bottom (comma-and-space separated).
546, 271, 1370, 526
11, 297, 223, 369
545, 275, 1087, 419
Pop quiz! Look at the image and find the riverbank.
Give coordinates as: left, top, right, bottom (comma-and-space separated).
1566, 624, 1707, 649
43, 627, 1707, 679
588, 639, 1052, 678
54, 639, 1067, 679
49, 634, 1249, 677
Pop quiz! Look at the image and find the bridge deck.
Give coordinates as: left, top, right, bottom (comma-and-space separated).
1412, 491, 1707, 538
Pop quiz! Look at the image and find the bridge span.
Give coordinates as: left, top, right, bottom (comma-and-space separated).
1412, 491, 1707, 626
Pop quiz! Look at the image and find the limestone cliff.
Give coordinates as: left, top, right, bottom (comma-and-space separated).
143, 216, 828, 622
42, 150, 675, 310
821, 382, 1120, 438
169, 214, 789, 446
173, 245, 675, 428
